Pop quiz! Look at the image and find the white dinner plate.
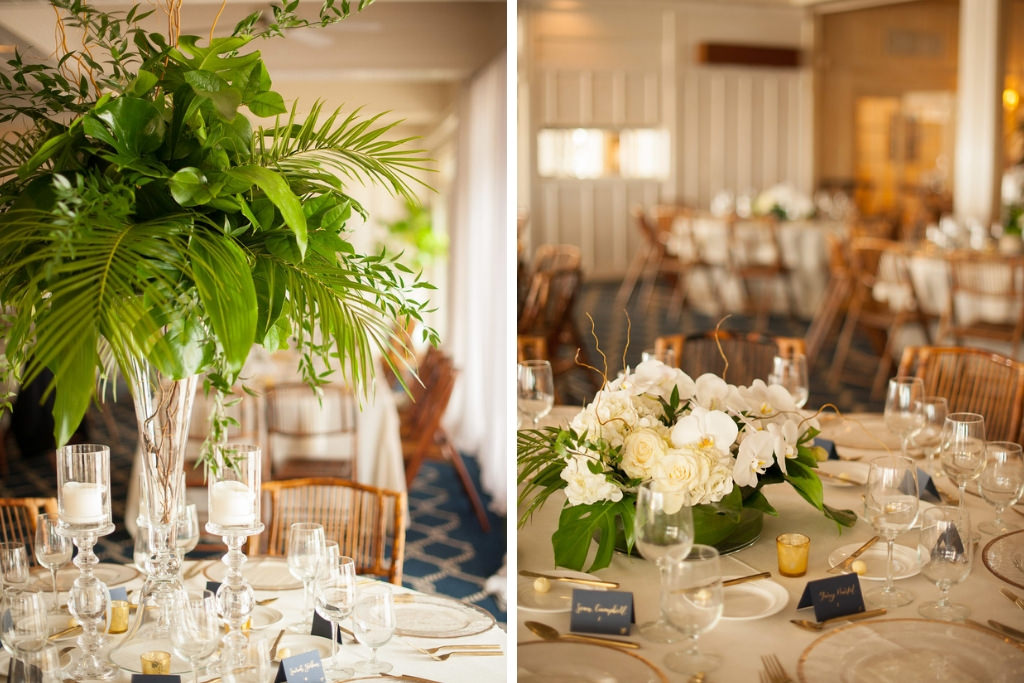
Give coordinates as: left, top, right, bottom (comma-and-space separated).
109, 639, 193, 674
205, 556, 302, 591
272, 634, 333, 661
818, 414, 901, 452
518, 641, 667, 682
29, 563, 140, 591
798, 618, 1024, 682
816, 460, 869, 487
249, 605, 284, 631
517, 570, 608, 614
721, 576, 789, 620
828, 543, 920, 581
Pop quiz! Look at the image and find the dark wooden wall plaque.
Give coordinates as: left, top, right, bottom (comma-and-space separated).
697, 42, 802, 68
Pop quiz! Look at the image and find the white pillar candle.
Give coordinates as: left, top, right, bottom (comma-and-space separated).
61, 482, 105, 524
209, 480, 256, 527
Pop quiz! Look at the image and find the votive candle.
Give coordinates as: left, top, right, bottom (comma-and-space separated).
61, 481, 106, 524
209, 480, 256, 527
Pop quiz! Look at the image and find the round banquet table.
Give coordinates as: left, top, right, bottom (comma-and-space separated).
516, 406, 1024, 681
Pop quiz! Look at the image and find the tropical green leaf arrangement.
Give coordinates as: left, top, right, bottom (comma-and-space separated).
0, 0, 438, 462
517, 358, 857, 572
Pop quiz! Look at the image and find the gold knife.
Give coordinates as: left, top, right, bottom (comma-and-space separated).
827, 536, 880, 574
519, 569, 620, 589
723, 571, 771, 587
988, 619, 1024, 641
1000, 587, 1024, 611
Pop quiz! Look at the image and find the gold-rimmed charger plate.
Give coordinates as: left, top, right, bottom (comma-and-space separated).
817, 413, 901, 452
393, 593, 495, 638
797, 618, 1024, 682
29, 563, 139, 591
204, 556, 302, 591
982, 529, 1024, 590
518, 641, 667, 682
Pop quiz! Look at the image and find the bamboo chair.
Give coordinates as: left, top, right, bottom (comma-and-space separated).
725, 215, 797, 327
516, 335, 549, 363
0, 497, 57, 566
518, 259, 589, 382
897, 346, 1024, 443
249, 478, 405, 585
654, 331, 805, 386
651, 205, 719, 321
938, 252, 1024, 355
399, 351, 490, 531
805, 233, 853, 365
614, 206, 684, 310
265, 383, 358, 481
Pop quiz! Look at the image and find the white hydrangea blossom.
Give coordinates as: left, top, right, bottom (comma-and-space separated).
561, 452, 623, 506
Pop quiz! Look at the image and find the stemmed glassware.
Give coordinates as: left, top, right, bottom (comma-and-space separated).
169, 589, 222, 683
910, 396, 948, 473
353, 584, 396, 674
288, 522, 327, 632
175, 503, 200, 569
768, 353, 809, 408
35, 513, 72, 611
661, 545, 723, 676
978, 441, 1024, 534
884, 377, 925, 456
939, 412, 987, 510
0, 588, 49, 658
0, 540, 31, 590
517, 360, 555, 427
315, 555, 358, 677
917, 506, 972, 621
864, 454, 920, 608
633, 481, 694, 643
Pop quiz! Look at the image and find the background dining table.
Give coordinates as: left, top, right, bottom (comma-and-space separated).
516, 406, 1024, 681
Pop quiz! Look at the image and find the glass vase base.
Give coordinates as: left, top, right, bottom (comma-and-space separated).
918, 600, 969, 621
979, 520, 1019, 535
637, 618, 681, 644
664, 649, 720, 675
866, 585, 915, 609
64, 655, 118, 681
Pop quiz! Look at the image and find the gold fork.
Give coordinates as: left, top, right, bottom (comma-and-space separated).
410, 643, 502, 655
761, 654, 793, 683
429, 650, 503, 661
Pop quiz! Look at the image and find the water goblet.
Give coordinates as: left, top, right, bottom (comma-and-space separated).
315, 555, 357, 677
909, 396, 948, 473
661, 545, 723, 676
634, 481, 694, 643
517, 360, 554, 427
884, 377, 925, 456
768, 353, 809, 408
864, 454, 920, 608
0, 540, 30, 590
939, 412, 987, 511
353, 585, 396, 674
35, 513, 72, 611
169, 589, 221, 683
287, 522, 326, 632
0, 588, 48, 658
979, 441, 1024, 534
917, 506, 972, 621
175, 503, 200, 568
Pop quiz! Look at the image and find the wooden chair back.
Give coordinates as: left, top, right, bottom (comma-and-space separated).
898, 345, 1024, 443
532, 244, 581, 274
516, 335, 549, 363
265, 383, 358, 481
655, 331, 805, 385
0, 497, 57, 566
249, 478, 405, 585
941, 252, 1024, 351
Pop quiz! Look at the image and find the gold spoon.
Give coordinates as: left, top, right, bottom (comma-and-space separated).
790, 607, 886, 631
524, 621, 639, 649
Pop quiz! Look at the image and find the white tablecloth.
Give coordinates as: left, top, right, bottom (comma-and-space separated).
516, 407, 1023, 681
3, 558, 506, 682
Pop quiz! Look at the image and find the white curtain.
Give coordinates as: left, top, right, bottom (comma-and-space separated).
445, 51, 508, 515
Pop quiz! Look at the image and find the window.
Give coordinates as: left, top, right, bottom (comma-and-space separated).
537, 128, 669, 179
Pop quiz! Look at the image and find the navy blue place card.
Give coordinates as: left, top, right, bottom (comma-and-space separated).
569, 589, 634, 636
311, 612, 343, 643
205, 580, 222, 594
130, 676, 180, 683
814, 437, 838, 461
109, 585, 129, 602
274, 649, 327, 683
797, 573, 866, 623
916, 468, 944, 503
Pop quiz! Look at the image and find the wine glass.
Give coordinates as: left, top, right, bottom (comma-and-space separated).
287, 522, 326, 632
979, 441, 1024, 534
0, 541, 30, 590
517, 360, 554, 427
939, 412, 987, 510
175, 503, 200, 568
767, 353, 809, 408
884, 377, 925, 456
910, 396, 948, 473
633, 481, 694, 643
661, 545, 723, 676
169, 589, 221, 683
352, 584, 396, 674
918, 505, 972, 621
34, 513, 71, 611
864, 454, 920, 608
315, 555, 357, 676
0, 588, 48, 658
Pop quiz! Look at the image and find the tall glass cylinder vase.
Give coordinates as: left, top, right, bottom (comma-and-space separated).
207, 443, 264, 671
124, 355, 197, 636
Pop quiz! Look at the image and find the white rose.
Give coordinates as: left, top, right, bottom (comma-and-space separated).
621, 428, 668, 479
561, 454, 623, 506
652, 447, 710, 501
699, 461, 735, 505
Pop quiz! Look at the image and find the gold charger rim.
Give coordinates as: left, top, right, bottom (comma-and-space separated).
517, 640, 667, 683
392, 593, 496, 639
982, 528, 1024, 590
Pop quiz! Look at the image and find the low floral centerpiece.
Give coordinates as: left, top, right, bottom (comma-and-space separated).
518, 358, 856, 571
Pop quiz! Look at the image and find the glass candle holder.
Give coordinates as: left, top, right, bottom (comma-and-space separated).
207, 444, 264, 672
776, 533, 811, 577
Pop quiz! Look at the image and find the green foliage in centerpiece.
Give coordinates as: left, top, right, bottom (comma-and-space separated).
518, 359, 857, 572
0, 0, 438, 459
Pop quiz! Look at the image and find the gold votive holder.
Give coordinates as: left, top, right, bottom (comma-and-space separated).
108, 600, 129, 634
140, 650, 171, 674
776, 532, 811, 577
